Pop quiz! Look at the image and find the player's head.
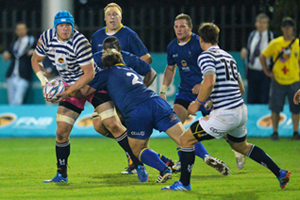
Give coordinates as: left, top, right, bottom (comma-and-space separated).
104, 3, 122, 32
198, 22, 220, 48
174, 13, 193, 42
255, 13, 269, 33
54, 10, 74, 40
103, 36, 121, 52
102, 48, 125, 69
15, 22, 28, 38
281, 17, 294, 37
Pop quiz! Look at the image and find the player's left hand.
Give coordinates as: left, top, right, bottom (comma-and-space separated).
191, 83, 201, 94
55, 91, 69, 103
188, 101, 200, 115
293, 89, 300, 105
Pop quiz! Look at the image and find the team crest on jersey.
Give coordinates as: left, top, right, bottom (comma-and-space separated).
279, 47, 291, 62
55, 53, 67, 68
37, 38, 43, 47
58, 57, 64, 63
181, 60, 187, 66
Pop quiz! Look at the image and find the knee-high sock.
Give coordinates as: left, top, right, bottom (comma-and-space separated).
56, 141, 70, 178
177, 147, 181, 162
139, 148, 167, 172
247, 145, 281, 177
116, 131, 143, 167
179, 147, 195, 186
194, 142, 209, 159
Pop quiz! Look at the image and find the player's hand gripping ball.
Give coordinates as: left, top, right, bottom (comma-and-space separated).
43, 79, 65, 103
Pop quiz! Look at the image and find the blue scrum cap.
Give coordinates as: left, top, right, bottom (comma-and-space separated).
54, 10, 74, 33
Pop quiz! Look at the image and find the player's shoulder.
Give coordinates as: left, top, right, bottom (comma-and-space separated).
190, 33, 200, 41
167, 38, 178, 51
120, 25, 138, 36
92, 27, 106, 38
40, 28, 56, 40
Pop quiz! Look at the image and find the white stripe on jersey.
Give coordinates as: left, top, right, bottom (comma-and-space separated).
197, 46, 244, 110
35, 28, 100, 85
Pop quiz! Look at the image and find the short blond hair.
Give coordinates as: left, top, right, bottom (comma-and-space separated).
104, 3, 122, 15
175, 13, 192, 27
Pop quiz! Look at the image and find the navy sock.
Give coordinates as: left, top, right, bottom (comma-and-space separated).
177, 147, 181, 162
116, 131, 143, 167
180, 147, 195, 186
194, 142, 209, 159
158, 153, 169, 163
139, 148, 167, 172
56, 141, 70, 178
247, 145, 280, 177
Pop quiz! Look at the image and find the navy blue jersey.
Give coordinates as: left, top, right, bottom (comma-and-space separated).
91, 25, 149, 57
88, 64, 158, 114
93, 50, 151, 76
167, 33, 203, 93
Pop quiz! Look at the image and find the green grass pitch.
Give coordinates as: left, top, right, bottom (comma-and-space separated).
0, 137, 299, 200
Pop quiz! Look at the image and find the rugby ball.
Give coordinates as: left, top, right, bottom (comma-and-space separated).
43, 79, 65, 103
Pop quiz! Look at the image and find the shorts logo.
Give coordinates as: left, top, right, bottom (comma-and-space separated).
0, 113, 17, 127
170, 114, 178, 122
58, 57, 64, 63
130, 131, 145, 136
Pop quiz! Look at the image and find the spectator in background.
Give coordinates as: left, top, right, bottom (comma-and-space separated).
260, 17, 300, 140
240, 13, 273, 104
2, 22, 36, 105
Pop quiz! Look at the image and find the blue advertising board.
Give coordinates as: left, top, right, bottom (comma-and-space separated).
0, 105, 296, 138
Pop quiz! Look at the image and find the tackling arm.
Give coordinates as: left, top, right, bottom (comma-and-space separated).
143, 68, 157, 87
140, 53, 152, 64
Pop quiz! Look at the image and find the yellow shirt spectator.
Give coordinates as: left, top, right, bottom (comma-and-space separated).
262, 36, 300, 85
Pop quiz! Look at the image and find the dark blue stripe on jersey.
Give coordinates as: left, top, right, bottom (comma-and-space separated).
210, 90, 240, 98
214, 101, 244, 110
213, 84, 240, 88
213, 95, 243, 104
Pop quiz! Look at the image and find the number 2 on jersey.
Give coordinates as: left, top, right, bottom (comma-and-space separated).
126, 72, 143, 85
220, 59, 239, 81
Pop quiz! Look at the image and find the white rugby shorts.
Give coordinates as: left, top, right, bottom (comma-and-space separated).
199, 104, 248, 139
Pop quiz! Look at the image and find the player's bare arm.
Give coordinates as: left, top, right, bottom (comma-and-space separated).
31, 51, 48, 87
57, 63, 95, 101
143, 68, 157, 87
160, 64, 177, 100
191, 83, 202, 94
188, 74, 216, 115
140, 53, 152, 64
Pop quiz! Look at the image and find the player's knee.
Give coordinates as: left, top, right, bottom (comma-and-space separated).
56, 128, 70, 142
179, 128, 195, 147
102, 117, 124, 135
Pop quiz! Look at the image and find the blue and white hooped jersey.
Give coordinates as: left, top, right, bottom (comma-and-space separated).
198, 46, 244, 110
35, 28, 100, 85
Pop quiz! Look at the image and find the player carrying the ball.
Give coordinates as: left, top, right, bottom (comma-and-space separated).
31, 10, 139, 183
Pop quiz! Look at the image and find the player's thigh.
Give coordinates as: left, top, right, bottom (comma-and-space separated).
173, 103, 189, 123
182, 120, 215, 147
165, 122, 185, 146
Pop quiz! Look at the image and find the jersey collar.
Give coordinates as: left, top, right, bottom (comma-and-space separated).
177, 33, 192, 45
105, 24, 123, 35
